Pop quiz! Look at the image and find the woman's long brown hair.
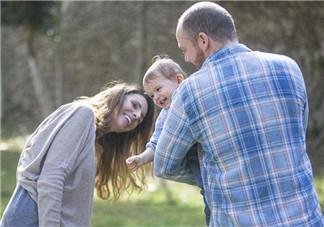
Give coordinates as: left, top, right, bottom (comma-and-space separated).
88, 82, 154, 201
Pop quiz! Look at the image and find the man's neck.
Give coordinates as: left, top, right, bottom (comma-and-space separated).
206, 39, 238, 59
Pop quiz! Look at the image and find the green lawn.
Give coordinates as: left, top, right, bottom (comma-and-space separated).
0, 149, 205, 227
1, 141, 324, 226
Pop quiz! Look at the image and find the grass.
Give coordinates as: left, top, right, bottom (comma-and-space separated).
0, 147, 205, 227
1, 137, 324, 226
315, 177, 324, 210
92, 192, 205, 227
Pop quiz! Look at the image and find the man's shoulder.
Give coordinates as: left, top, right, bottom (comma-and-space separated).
255, 51, 298, 66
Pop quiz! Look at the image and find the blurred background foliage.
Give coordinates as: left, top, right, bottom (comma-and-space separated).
1, 1, 324, 224
2, 1, 323, 174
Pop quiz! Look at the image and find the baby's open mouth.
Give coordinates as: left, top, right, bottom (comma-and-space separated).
159, 98, 167, 106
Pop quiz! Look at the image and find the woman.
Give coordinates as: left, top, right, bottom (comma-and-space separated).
0, 82, 154, 227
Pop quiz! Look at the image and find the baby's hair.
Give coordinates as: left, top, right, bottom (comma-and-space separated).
143, 55, 186, 84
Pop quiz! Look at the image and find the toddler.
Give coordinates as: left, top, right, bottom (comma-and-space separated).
126, 56, 210, 225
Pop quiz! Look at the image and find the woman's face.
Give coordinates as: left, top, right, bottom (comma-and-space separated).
110, 93, 148, 133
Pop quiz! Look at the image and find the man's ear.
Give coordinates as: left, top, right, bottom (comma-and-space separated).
197, 32, 209, 51
175, 73, 185, 84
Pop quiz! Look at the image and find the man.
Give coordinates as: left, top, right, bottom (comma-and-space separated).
154, 2, 323, 226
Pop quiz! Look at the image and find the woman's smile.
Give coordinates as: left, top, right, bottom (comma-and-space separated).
124, 113, 132, 125
110, 93, 148, 133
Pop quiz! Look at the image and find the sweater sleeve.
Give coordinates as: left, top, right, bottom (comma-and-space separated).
37, 106, 95, 227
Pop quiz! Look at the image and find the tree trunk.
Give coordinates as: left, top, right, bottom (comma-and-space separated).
136, 2, 147, 85
0, 54, 2, 138
54, 2, 67, 108
26, 25, 53, 118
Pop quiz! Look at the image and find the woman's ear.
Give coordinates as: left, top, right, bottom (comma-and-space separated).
197, 32, 209, 51
176, 73, 185, 84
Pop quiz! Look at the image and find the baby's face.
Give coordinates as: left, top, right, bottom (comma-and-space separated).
144, 77, 180, 109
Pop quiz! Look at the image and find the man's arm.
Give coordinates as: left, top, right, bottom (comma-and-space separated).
154, 91, 196, 185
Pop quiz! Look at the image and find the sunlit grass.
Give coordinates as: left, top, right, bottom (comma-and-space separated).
0, 136, 26, 151
1, 138, 324, 226
315, 176, 324, 210
92, 179, 205, 227
0, 149, 206, 227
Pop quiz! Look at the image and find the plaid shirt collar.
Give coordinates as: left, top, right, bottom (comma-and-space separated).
202, 43, 252, 68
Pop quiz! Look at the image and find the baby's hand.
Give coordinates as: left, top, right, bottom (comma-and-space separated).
126, 155, 144, 171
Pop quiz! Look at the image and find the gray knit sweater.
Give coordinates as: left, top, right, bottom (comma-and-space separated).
17, 103, 96, 227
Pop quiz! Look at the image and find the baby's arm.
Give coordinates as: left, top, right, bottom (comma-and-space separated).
126, 147, 154, 171
126, 109, 168, 171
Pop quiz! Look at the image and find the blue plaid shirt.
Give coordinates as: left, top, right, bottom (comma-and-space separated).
147, 108, 201, 186
154, 44, 324, 226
